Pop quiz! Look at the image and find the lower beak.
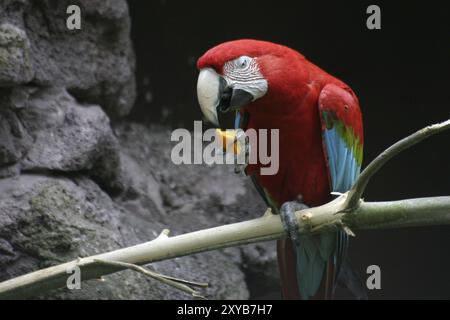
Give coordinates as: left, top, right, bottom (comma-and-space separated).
197, 68, 254, 127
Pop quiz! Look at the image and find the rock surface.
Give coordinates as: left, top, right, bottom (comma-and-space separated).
0, 0, 136, 118
0, 0, 279, 299
0, 22, 33, 85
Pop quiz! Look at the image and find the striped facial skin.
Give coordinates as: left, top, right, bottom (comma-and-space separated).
222, 56, 268, 102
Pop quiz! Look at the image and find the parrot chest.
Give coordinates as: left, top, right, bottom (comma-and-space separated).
246, 110, 331, 208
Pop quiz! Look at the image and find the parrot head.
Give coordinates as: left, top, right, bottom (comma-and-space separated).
196, 39, 308, 126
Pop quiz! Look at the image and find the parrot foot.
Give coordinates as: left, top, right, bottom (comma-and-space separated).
280, 197, 309, 244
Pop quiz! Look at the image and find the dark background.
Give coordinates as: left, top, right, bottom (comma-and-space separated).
127, 0, 450, 299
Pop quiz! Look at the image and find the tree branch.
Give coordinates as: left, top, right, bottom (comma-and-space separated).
346, 119, 450, 208
93, 259, 208, 299
0, 119, 449, 299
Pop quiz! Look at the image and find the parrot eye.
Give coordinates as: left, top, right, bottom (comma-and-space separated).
235, 56, 251, 69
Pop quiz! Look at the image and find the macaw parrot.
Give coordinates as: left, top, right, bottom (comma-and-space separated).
196, 39, 364, 300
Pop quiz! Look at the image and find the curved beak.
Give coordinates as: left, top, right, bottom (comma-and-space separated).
197, 68, 254, 127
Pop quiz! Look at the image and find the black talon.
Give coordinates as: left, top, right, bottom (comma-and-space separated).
280, 199, 308, 245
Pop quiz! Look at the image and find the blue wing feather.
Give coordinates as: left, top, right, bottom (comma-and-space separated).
324, 126, 360, 192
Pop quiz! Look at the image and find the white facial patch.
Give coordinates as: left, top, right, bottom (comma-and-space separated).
223, 56, 268, 101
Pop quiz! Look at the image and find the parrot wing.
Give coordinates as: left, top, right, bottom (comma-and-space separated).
317, 83, 364, 294
318, 83, 363, 194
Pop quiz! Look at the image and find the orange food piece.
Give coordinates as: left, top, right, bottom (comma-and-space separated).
215, 129, 241, 155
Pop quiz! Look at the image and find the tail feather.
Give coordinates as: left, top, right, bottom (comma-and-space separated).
295, 235, 328, 299
277, 239, 335, 300
277, 239, 301, 299
336, 259, 368, 300
277, 237, 365, 300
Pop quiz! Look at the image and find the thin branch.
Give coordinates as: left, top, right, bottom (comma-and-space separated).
93, 259, 207, 299
346, 119, 450, 208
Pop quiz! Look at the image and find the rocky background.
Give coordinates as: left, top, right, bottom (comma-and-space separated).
0, 0, 278, 299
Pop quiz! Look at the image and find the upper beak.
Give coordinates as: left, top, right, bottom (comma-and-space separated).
197, 68, 254, 127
